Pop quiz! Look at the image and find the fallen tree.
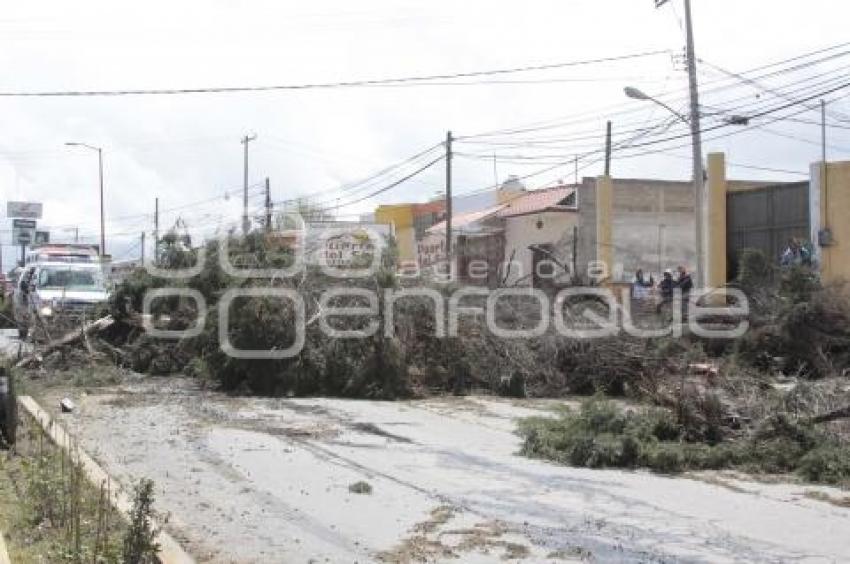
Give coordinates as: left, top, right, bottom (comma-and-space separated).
14, 315, 115, 369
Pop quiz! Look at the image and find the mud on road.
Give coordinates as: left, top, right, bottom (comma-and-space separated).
34, 377, 850, 563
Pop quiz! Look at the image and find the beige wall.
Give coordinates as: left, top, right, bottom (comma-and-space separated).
577, 178, 697, 283
502, 211, 578, 285
810, 160, 850, 284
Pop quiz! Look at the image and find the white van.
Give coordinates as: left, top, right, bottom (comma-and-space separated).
13, 261, 109, 339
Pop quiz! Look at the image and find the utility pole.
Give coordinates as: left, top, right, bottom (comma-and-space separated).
821, 99, 829, 231
74, 227, 79, 243
574, 155, 579, 184
154, 197, 159, 263
264, 177, 272, 232
652, 0, 705, 286
241, 133, 258, 235
681, 0, 705, 287
97, 147, 105, 257
141, 231, 146, 264
604, 121, 613, 176
445, 130, 453, 266
821, 99, 827, 165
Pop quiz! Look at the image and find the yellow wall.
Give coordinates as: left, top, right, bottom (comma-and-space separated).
596, 175, 613, 281
706, 152, 727, 290
375, 204, 416, 263
816, 161, 850, 284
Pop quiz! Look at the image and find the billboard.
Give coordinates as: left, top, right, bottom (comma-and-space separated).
6, 201, 43, 219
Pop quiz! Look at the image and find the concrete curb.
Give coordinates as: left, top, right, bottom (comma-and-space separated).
17, 395, 195, 564
0, 530, 10, 564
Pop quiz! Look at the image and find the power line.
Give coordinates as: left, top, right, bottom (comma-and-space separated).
458, 60, 850, 146
454, 85, 850, 197
464, 70, 850, 155
457, 42, 850, 141
270, 143, 443, 209
0, 50, 670, 97
699, 56, 850, 123
274, 155, 445, 214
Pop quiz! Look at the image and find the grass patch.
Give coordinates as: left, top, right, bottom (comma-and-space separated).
518, 397, 850, 485
0, 423, 126, 562
0, 409, 161, 562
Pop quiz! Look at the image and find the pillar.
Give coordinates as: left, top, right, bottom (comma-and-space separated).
596, 175, 613, 282
811, 160, 850, 284
706, 152, 727, 291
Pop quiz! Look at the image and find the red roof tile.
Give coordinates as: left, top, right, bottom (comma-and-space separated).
497, 186, 577, 218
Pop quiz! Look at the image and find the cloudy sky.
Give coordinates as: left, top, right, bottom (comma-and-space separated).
2, 0, 849, 267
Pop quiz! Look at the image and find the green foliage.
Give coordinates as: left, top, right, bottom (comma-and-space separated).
519, 398, 684, 470
17, 426, 124, 562
733, 250, 850, 379
108, 269, 165, 322
519, 398, 850, 484
780, 265, 821, 304
798, 446, 850, 485
122, 478, 160, 564
0, 294, 15, 328
735, 248, 774, 293
348, 480, 373, 494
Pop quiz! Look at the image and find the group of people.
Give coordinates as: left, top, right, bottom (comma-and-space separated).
631, 266, 694, 313
780, 237, 814, 267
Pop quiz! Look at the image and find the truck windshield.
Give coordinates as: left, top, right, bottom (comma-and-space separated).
37, 267, 105, 291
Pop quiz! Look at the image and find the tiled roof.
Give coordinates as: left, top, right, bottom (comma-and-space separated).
426, 203, 506, 234
497, 186, 577, 218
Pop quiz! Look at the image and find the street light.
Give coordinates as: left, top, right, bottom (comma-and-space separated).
624, 85, 704, 286
65, 142, 105, 258
624, 86, 690, 124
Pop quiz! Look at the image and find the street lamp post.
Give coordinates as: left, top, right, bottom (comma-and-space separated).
65, 142, 105, 257
625, 86, 704, 286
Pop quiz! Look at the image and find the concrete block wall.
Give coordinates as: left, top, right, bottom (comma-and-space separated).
577, 177, 697, 282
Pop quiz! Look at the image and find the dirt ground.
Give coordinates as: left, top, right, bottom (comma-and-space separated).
19, 374, 849, 564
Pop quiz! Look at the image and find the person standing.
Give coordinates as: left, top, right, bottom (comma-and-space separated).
676, 265, 693, 296
656, 269, 675, 313
631, 268, 653, 299
676, 265, 694, 320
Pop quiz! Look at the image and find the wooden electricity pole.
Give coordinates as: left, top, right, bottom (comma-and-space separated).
265, 177, 272, 232
445, 130, 453, 263
154, 197, 159, 263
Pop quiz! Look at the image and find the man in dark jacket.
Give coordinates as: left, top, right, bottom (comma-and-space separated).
676, 265, 693, 295
656, 269, 675, 313
676, 266, 694, 320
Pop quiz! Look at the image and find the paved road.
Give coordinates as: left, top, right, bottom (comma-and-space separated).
30, 377, 850, 564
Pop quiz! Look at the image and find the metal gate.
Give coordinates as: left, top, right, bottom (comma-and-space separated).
726, 181, 809, 280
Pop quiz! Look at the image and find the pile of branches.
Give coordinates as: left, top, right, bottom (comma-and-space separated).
733, 250, 850, 379
99, 231, 704, 400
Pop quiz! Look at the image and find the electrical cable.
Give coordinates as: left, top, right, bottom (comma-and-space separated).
0, 50, 671, 97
